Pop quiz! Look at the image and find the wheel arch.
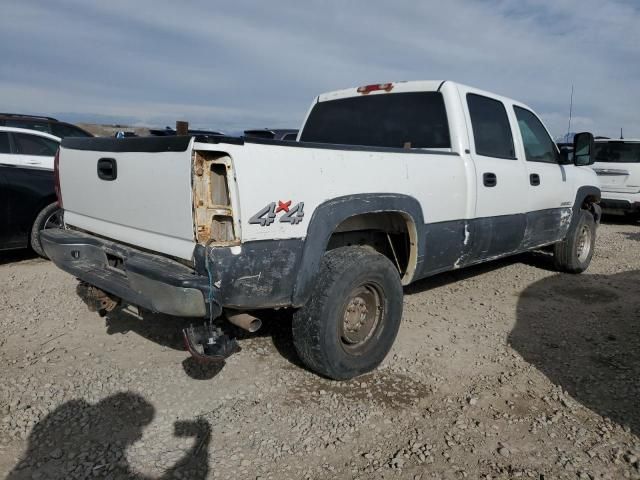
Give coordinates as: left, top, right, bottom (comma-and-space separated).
573, 185, 601, 223
29, 195, 58, 235
291, 193, 424, 307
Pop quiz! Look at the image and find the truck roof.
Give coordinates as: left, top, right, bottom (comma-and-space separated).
316, 80, 530, 110
317, 80, 445, 102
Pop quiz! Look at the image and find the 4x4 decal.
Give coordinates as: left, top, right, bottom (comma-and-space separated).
249, 201, 304, 226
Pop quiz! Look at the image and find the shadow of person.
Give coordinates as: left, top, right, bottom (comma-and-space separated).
101, 300, 305, 376
509, 270, 640, 435
7, 392, 210, 479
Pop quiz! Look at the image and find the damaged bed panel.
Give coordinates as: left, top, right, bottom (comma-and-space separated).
202, 239, 304, 309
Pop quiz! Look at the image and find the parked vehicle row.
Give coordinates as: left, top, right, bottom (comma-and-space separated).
41, 80, 601, 379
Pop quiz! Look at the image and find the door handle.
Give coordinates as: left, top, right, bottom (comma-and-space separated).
483, 172, 497, 187
97, 158, 117, 181
530, 173, 541, 186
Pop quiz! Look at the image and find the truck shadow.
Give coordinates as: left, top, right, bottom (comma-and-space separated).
5, 392, 211, 479
102, 306, 304, 378
600, 213, 638, 226
405, 250, 556, 295
623, 231, 640, 242
0, 249, 41, 266
508, 270, 640, 436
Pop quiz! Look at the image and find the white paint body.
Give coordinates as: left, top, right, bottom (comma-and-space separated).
591, 139, 640, 209
58, 81, 598, 262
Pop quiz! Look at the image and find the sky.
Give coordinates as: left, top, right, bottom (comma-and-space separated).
1, 0, 639, 138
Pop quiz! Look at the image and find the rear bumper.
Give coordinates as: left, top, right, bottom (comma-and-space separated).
40, 229, 210, 317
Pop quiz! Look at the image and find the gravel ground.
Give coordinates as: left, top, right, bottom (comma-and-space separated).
0, 220, 639, 480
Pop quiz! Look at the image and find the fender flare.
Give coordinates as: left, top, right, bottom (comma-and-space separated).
290, 193, 425, 307
572, 185, 601, 224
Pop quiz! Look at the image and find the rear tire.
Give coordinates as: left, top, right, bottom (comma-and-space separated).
30, 203, 63, 258
553, 209, 596, 273
292, 247, 403, 380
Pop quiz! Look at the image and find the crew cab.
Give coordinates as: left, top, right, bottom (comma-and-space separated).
592, 138, 640, 220
41, 81, 601, 380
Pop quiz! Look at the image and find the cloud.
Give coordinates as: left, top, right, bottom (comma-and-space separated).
0, 0, 638, 137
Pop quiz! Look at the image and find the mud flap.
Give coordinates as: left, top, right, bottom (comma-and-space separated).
182, 320, 240, 363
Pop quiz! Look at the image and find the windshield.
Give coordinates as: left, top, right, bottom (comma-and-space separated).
300, 92, 450, 149
594, 142, 640, 163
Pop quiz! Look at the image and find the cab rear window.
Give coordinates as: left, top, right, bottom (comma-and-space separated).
300, 92, 451, 149
594, 142, 640, 163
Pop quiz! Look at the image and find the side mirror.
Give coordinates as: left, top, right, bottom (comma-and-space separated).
573, 132, 595, 166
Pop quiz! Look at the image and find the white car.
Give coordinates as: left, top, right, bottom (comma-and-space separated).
0, 127, 61, 170
592, 139, 640, 220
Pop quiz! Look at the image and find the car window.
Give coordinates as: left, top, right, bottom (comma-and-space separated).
593, 142, 640, 163
4, 119, 51, 133
300, 92, 451, 149
282, 133, 298, 141
0, 132, 10, 154
466, 93, 515, 159
50, 123, 92, 138
513, 106, 559, 163
12, 133, 59, 156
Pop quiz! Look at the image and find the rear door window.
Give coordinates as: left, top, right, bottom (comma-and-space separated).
300, 92, 451, 149
594, 142, 640, 163
12, 133, 59, 156
514, 106, 559, 163
0, 132, 10, 154
467, 93, 516, 159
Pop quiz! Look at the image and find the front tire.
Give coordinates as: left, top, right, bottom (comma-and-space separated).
30, 203, 63, 258
292, 247, 403, 380
553, 209, 596, 273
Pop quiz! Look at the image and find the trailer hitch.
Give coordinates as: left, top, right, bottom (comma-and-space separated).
182, 320, 240, 363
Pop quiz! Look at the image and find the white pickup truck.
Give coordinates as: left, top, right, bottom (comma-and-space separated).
42, 80, 601, 379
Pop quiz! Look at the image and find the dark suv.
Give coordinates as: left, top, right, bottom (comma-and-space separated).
0, 113, 93, 138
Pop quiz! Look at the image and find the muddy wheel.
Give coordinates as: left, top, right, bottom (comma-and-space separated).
553, 209, 596, 273
292, 246, 403, 380
30, 203, 63, 258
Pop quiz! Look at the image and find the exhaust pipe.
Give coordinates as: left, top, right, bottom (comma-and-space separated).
226, 310, 262, 333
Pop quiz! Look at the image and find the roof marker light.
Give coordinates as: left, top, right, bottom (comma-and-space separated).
357, 83, 394, 94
